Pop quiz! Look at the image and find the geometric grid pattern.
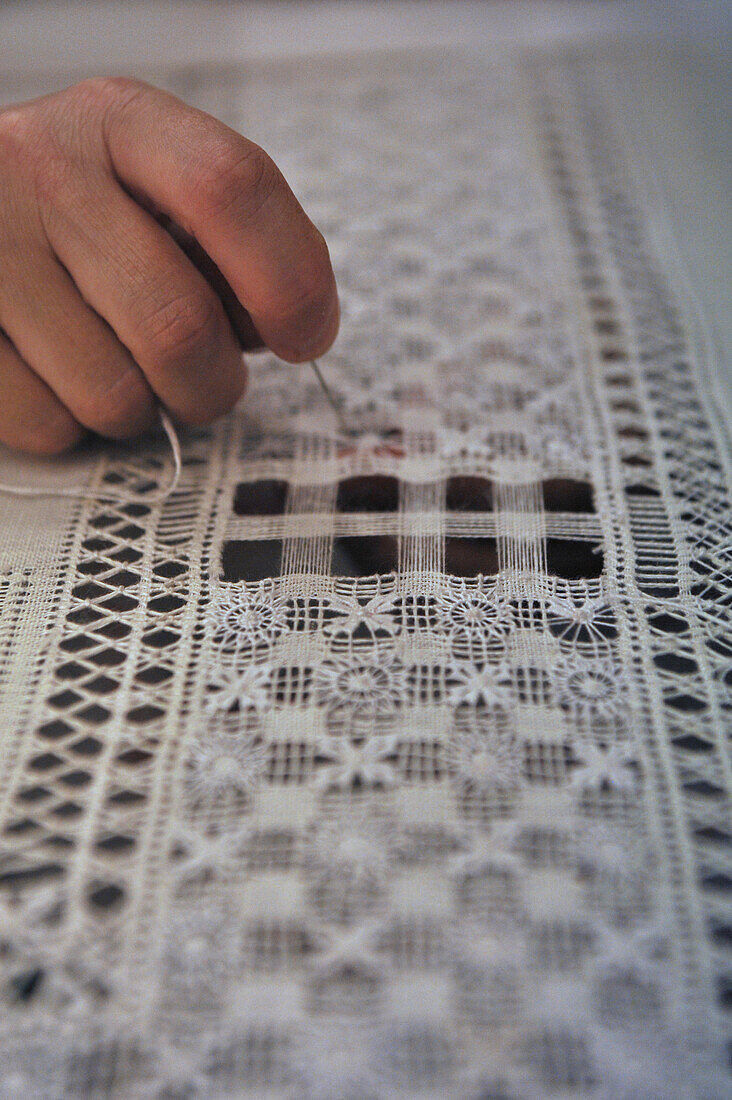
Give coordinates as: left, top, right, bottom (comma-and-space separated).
0, 50, 730, 1099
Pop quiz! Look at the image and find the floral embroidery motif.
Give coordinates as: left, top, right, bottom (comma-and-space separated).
322, 592, 399, 637
553, 656, 628, 717
316, 656, 406, 715
313, 733, 401, 790
435, 582, 513, 642
446, 718, 523, 792
448, 662, 513, 708
305, 809, 397, 893
186, 725, 267, 800
205, 663, 273, 714
545, 595, 617, 644
209, 587, 290, 653
568, 739, 639, 793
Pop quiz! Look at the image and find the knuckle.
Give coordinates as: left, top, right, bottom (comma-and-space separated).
72, 76, 146, 113
31, 149, 79, 211
0, 96, 93, 220
0, 104, 36, 163
141, 290, 222, 370
193, 141, 280, 223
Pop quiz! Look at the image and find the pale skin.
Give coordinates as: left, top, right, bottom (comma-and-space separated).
0, 77, 340, 455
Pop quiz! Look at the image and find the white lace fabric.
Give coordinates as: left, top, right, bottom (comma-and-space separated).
0, 49, 730, 1099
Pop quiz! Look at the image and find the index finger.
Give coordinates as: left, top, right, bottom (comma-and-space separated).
102, 79, 339, 363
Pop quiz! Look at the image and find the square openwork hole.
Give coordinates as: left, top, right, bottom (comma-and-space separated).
222, 540, 283, 582
336, 476, 399, 513
446, 477, 493, 512
545, 539, 603, 579
331, 536, 399, 577
542, 479, 594, 513
233, 479, 288, 516
445, 538, 499, 577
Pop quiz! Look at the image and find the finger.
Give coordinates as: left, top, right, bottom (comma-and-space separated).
0, 329, 85, 455
162, 216, 265, 351
38, 167, 247, 426
0, 244, 158, 439
103, 79, 339, 362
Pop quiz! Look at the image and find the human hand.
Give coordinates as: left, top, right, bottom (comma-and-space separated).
0, 77, 339, 454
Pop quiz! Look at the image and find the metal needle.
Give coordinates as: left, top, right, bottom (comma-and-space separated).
310, 359, 350, 433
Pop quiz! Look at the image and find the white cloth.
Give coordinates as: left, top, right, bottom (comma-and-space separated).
0, 47, 729, 1099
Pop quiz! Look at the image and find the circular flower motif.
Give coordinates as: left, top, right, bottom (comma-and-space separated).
554, 656, 627, 718
316, 656, 405, 715
209, 589, 289, 653
436, 582, 512, 642
186, 725, 267, 800
162, 901, 237, 1006
306, 809, 396, 892
446, 721, 522, 792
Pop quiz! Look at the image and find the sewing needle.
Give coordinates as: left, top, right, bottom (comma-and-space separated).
310, 359, 350, 434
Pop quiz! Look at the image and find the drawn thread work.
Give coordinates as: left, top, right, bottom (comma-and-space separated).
0, 50, 729, 1099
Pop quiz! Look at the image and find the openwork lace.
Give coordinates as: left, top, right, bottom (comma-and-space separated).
0, 49, 729, 1099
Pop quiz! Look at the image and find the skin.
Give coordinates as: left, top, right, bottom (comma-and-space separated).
0, 77, 340, 455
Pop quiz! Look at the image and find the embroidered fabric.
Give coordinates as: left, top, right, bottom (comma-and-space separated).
0, 49, 730, 1099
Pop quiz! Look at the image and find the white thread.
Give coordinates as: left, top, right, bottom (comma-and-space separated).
0, 405, 182, 505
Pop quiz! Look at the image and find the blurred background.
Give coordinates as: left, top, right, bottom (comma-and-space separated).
0, 1, 729, 72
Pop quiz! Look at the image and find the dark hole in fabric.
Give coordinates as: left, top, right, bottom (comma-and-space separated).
87, 883, 124, 910
336, 476, 399, 512
622, 455, 652, 469
672, 733, 713, 753
653, 653, 698, 675
666, 693, 706, 713
545, 539, 603, 579
95, 835, 135, 854
153, 562, 186, 579
53, 801, 84, 818
222, 540, 283, 581
647, 611, 689, 634
601, 347, 628, 362
148, 594, 186, 613
444, 538, 499, 577
135, 666, 173, 685
233, 479, 288, 516
446, 476, 493, 511
640, 584, 680, 599
0, 863, 64, 887
684, 779, 725, 798
542, 479, 594, 513
11, 968, 44, 1002
331, 536, 399, 577
107, 790, 146, 806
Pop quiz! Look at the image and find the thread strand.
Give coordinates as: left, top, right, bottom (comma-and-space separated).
0, 405, 182, 505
